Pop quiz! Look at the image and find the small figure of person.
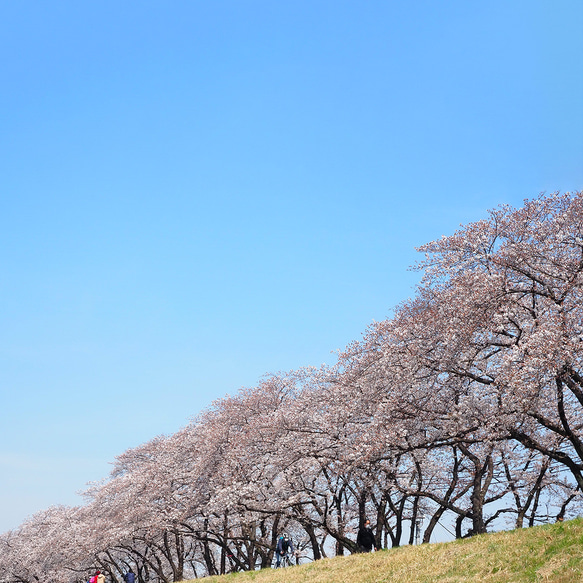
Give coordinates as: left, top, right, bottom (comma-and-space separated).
96, 571, 105, 583
275, 533, 295, 567
123, 570, 136, 583
357, 519, 377, 553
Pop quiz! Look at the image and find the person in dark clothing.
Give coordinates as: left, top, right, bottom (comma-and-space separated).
357, 519, 377, 552
123, 570, 135, 583
275, 533, 295, 567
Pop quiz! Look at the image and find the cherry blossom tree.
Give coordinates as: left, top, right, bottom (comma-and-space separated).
4, 191, 582, 580
410, 192, 583, 488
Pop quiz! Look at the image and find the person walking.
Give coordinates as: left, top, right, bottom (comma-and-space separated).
357, 519, 377, 553
123, 570, 136, 583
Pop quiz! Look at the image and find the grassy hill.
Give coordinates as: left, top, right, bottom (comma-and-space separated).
187, 518, 583, 583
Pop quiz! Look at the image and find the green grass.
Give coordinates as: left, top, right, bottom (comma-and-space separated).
185, 518, 583, 583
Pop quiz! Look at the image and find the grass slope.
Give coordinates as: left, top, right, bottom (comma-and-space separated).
188, 519, 583, 583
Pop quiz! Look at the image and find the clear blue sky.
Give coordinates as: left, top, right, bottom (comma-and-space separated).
1, 1, 581, 533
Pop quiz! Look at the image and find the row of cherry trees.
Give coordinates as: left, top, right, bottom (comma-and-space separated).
2, 191, 582, 583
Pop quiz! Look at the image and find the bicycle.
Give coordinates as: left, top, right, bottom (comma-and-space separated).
276, 552, 294, 568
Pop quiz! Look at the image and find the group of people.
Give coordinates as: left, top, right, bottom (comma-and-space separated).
86, 524, 377, 577
87, 570, 135, 583
274, 519, 377, 568
88, 571, 105, 583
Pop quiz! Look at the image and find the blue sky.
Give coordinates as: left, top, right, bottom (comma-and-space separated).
0, 1, 582, 533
